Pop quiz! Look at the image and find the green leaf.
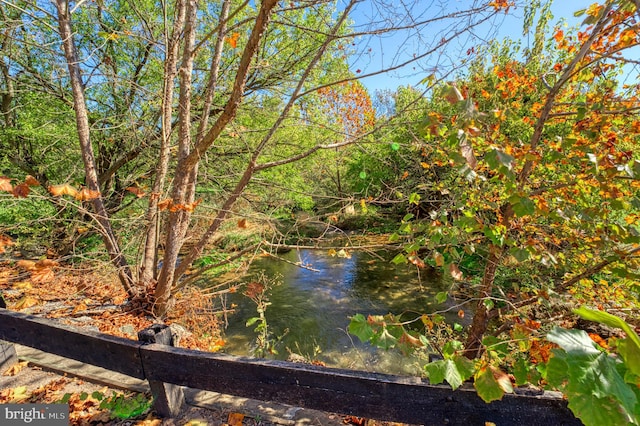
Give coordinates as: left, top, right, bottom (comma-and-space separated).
566, 394, 635, 426
474, 367, 505, 403
435, 291, 448, 304
424, 356, 474, 390
510, 247, 530, 262
245, 317, 260, 327
408, 192, 421, 205
547, 328, 638, 423
485, 148, 515, 172
513, 357, 530, 386
547, 327, 600, 355
391, 253, 407, 264
483, 298, 494, 310
573, 307, 640, 351
510, 196, 536, 217
359, 171, 367, 179
442, 340, 463, 357
390, 142, 400, 151
402, 213, 414, 222
617, 338, 640, 377
371, 327, 398, 350
348, 314, 374, 342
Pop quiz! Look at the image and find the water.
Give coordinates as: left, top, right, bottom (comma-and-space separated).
220, 248, 456, 375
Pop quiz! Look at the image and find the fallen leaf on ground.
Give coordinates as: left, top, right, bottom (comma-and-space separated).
228, 412, 245, 426
3, 361, 29, 376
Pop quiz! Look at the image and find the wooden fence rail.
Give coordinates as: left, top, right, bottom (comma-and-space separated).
0, 309, 581, 425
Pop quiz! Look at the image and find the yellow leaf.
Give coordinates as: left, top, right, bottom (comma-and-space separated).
3, 361, 29, 376
14, 296, 39, 310
73, 303, 88, 314
13, 281, 32, 289
11, 386, 29, 401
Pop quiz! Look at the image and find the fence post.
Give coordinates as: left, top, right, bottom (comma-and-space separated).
0, 302, 17, 374
138, 324, 185, 417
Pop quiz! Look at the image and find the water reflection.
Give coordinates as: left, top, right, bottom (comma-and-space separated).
221, 249, 451, 375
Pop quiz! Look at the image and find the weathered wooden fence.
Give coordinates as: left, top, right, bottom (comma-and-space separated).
0, 309, 581, 425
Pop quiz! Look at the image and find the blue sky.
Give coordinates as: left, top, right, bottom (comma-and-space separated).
353, 1, 595, 93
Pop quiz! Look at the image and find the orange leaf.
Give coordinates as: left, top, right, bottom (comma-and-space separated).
227, 32, 240, 48
553, 29, 564, 43
157, 199, 173, 211
0, 234, 13, 254
12, 183, 30, 198
49, 183, 78, 197
75, 187, 101, 201
227, 412, 244, 426
24, 175, 40, 186
170, 198, 202, 212
3, 361, 29, 376
126, 186, 146, 198
16, 260, 36, 270
35, 259, 59, 269
237, 218, 247, 229
0, 176, 13, 192
458, 309, 465, 319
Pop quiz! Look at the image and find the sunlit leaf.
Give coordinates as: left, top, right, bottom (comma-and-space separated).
485, 148, 514, 172
449, 263, 463, 281
474, 366, 505, 403
227, 32, 240, 48
228, 412, 244, 426
49, 184, 78, 197
24, 175, 39, 186
0, 176, 12, 192
125, 186, 145, 198
157, 199, 172, 211
348, 314, 374, 342
433, 251, 445, 267
573, 307, 640, 351
424, 355, 474, 390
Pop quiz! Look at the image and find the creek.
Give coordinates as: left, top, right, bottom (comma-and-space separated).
220, 248, 463, 376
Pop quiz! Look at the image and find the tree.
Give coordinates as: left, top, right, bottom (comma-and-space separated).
1, 0, 519, 318
372, 0, 640, 359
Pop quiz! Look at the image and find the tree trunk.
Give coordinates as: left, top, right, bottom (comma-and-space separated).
464, 247, 502, 359
55, 0, 135, 297
154, 0, 199, 316
153, 0, 280, 317
462, 4, 614, 358
139, 0, 186, 286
